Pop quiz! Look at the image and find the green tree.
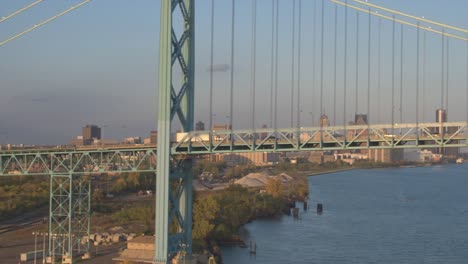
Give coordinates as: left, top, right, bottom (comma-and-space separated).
212, 184, 252, 240
92, 189, 105, 203
112, 177, 127, 193
127, 172, 140, 190
193, 195, 220, 242
265, 178, 283, 198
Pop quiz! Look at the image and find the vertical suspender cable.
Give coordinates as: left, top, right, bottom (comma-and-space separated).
291, 0, 296, 128
441, 29, 445, 110
377, 18, 382, 123
355, 12, 360, 116
320, 0, 325, 128
441, 31, 445, 155
312, 0, 317, 125
251, 0, 257, 131
400, 24, 404, 125
274, 0, 279, 130
344, 0, 348, 132
422, 31, 426, 122
297, 0, 303, 129
445, 38, 449, 116
367, 8, 371, 127
416, 22, 420, 126
209, 0, 215, 132
333, 4, 338, 126
270, 0, 275, 128
230, 0, 236, 131
466, 36, 468, 123
391, 16, 395, 134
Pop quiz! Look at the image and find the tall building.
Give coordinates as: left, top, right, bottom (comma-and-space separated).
436, 109, 447, 122
195, 121, 205, 131
150, 131, 158, 144
222, 152, 280, 166
431, 109, 459, 157
368, 147, 404, 163
212, 124, 231, 131
434, 109, 447, 135
82, 125, 101, 145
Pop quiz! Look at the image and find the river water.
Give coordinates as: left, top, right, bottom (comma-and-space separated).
222, 164, 468, 264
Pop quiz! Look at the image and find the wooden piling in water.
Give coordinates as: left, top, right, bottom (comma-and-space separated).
293, 207, 299, 218
317, 203, 323, 214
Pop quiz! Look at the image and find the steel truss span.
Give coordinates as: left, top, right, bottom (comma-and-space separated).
174, 122, 468, 153
0, 122, 466, 176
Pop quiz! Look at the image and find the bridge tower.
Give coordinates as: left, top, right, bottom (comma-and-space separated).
155, 0, 195, 262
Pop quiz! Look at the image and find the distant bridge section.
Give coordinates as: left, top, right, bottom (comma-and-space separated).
173, 122, 468, 154
0, 122, 466, 176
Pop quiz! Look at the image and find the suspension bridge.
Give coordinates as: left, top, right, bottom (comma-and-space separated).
0, 0, 467, 263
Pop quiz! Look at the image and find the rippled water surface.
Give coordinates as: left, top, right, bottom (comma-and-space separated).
222, 164, 468, 264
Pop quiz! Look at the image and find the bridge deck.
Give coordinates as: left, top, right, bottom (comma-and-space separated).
0, 122, 466, 176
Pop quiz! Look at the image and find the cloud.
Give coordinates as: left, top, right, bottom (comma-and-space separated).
206, 64, 230, 73
12, 93, 56, 103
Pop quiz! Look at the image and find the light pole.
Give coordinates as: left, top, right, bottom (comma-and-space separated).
52, 235, 55, 263
32, 231, 37, 264
42, 232, 46, 264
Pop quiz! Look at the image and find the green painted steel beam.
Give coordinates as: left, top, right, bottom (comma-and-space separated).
179, 0, 195, 258
155, 0, 172, 262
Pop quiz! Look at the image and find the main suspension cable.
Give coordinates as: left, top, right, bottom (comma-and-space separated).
0, 0, 45, 24
352, 0, 468, 34
330, 0, 467, 41
0, 0, 93, 47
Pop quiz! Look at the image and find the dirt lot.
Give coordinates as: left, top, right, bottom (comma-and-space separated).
0, 223, 125, 264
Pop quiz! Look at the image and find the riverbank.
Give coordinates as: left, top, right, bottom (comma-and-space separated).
297, 160, 445, 178
303, 168, 354, 177
221, 163, 468, 264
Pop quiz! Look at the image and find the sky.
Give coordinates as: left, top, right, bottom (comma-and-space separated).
0, 0, 467, 145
